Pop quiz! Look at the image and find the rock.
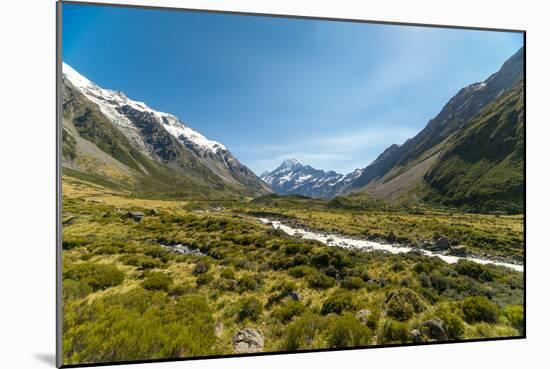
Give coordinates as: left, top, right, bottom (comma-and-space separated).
288, 291, 302, 301
124, 211, 144, 222
420, 319, 449, 341
449, 245, 467, 257
356, 309, 372, 324
149, 208, 159, 216
435, 237, 451, 251
410, 329, 423, 343
232, 328, 264, 354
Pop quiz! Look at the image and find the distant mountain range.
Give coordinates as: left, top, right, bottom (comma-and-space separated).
261, 47, 524, 213
260, 159, 363, 199
62, 63, 271, 198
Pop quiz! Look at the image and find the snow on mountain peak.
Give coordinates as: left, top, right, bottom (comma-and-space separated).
62, 62, 226, 154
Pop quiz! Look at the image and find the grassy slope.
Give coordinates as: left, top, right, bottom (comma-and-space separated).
61, 180, 523, 365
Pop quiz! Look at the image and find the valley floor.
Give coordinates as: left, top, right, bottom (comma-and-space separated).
61, 176, 525, 366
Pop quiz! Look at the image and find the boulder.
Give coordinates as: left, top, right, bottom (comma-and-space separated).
233, 328, 264, 354
356, 309, 372, 324
420, 319, 449, 341
288, 291, 302, 301
449, 245, 467, 257
435, 237, 451, 251
410, 329, 423, 343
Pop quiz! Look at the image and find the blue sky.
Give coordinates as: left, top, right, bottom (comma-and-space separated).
62, 3, 523, 175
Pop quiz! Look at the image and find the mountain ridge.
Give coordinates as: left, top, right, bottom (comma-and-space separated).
62, 63, 271, 198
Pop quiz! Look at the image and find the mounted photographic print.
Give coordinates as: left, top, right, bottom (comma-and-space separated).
57, 1, 525, 367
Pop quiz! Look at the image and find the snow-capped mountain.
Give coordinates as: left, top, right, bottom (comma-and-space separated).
62, 63, 271, 196
260, 159, 363, 198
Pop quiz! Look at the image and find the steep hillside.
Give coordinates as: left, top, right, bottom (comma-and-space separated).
345, 47, 524, 213
349, 47, 524, 193
422, 80, 524, 213
62, 63, 271, 198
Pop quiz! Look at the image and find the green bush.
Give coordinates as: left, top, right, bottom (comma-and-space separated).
192, 261, 210, 275
455, 260, 494, 282
142, 272, 173, 291
272, 300, 305, 323
64, 263, 124, 291
237, 297, 263, 322
287, 265, 316, 278
379, 319, 410, 344
307, 273, 336, 290
120, 255, 162, 270
384, 288, 427, 321
341, 276, 365, 290
220, 268, 235, 279
503, 305, 524, 334
63, 279, 93, 301
327, 313, 372, 347
196, 273, 214, 286
434, 307, 465, 339
321, 292, 357, 315
281, 313, 326, 350
461, 296, 499, 323
62, 290, 217, 364
238, 274, 261, 292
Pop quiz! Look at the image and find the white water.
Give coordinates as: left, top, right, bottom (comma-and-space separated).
258, 218, 523, 273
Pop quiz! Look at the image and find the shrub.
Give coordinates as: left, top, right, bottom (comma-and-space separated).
62, 290, 217, 363
281, 313, 326, 350
327, 313, 372, 347
168, 283, 195, 298
64, 263, 124, 291
220, 268, 235, 279
341, 276, 365, 290
288, 265, 316, 278
272, 301, 305, 323
455, 260, 494, 282
379, 319, 410, 344
307, 273, 336, 290
384, 288, 427, 321
63, 279, 93, 301
503, 305, 524, 334
192, 261, 210, 275
142, 272, 173, 291
321, 292, 357, 315
121, 255, 162, 270
238, 274, 261, 292
237, 297, 263, 322
461, 296, 499, 323
434, 307, 465, 339
196, 273, 214, 286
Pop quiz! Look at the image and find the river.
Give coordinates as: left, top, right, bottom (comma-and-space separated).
257, 218, 523, 273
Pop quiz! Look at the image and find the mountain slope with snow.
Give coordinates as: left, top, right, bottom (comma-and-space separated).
260, 159, 363, 198
62, 63, 271, 197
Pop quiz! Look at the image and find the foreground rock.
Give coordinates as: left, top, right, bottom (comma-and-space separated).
233, 328, 264, 353
435, 237, 451, 251
356, 309, 372, 325
449, 245, 467, 257
288, 291, 302, 301
420, 319, 448, 341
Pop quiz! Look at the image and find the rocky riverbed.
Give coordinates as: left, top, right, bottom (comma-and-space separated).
257, 217, 523, 272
